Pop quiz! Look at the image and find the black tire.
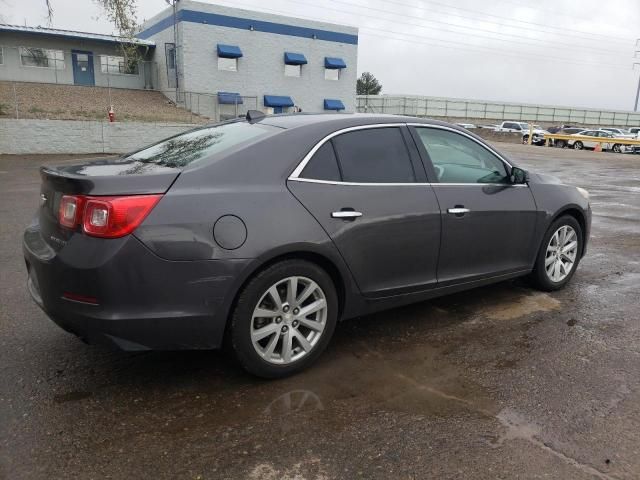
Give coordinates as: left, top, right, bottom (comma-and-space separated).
613, 144, 622, 153
522, 135, 529, 144
573, 141, 583, 150
230, 259, 338, 378
529, 215, 583, 292
555, 140, 566, 148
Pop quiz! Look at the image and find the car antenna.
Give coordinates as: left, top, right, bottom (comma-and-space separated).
246, 110, 266, 123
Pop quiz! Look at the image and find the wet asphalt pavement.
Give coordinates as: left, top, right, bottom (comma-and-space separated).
1, 144, 639, 479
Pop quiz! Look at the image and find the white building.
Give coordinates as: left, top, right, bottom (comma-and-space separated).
137, 0, 359, 116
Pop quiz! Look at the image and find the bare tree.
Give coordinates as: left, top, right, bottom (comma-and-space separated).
45, 0, 144, 61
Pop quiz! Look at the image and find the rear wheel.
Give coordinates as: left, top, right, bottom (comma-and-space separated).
555, 140, 566, 148
230, 260, 338, 378
573, 141, 584, 150
522, 135, 529, 144
530, 216, 583, 291
613, 144, 622, 153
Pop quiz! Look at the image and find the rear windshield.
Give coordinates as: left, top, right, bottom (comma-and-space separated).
124, 121, 275, 168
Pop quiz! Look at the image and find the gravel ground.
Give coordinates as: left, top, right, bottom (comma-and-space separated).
0, 81, 207, 123
0, 144, 639, 479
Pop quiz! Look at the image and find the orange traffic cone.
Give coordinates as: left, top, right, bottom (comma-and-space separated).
594, 143, 602, 152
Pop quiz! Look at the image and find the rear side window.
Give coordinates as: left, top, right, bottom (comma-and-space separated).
332, 128, 415, 183
301, 142, 341, 181
125, 121, 273, 169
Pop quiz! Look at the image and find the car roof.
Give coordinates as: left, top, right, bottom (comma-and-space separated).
258, 112, 457, 130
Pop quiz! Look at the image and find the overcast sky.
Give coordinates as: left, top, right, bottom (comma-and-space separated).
3, 0, 639, 110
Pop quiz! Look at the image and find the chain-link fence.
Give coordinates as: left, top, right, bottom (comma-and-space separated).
357, 95, 640, 127
163, 90, 259, 123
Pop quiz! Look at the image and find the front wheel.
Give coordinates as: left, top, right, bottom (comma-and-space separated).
230, 260, 338, 378
612, 144, 622, 153
573, 141, 584, 150
530, 216, 583, 291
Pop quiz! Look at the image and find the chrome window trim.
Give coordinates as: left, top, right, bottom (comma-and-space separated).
288, 123, 522, 187
289, 177, 528, 187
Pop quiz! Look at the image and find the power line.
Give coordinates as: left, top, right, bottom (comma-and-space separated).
315, 0, 633, 57
359, 29, 629, 70
213, 0, 630, 69
375, 0, 635, 44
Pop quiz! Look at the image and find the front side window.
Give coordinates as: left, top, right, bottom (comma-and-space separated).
332, 128, 415, 183
300, 142, 341, 181
285, 64, 301, 77
415, 128, 509, 184
20, 47, 65, 69
218, 57, 237, 71
100, 55, 138, 75
324, 68, 339, 81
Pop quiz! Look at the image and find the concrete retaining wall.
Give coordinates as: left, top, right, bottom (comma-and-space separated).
0, 119, 196, 154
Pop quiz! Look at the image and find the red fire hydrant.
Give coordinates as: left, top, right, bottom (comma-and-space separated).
108, 105, 115, 123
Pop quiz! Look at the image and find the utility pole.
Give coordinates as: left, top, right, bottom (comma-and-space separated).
634, 40, 640, 112
166, 0, 179, 104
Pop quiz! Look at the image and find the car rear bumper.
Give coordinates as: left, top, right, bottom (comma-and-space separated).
23, 220, 251, 350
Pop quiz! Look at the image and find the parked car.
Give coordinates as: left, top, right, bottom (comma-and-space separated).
495, 121, 548, 145
628, 127, 640, 136
599, 127, 635, 139
566, 129, 626, 152
23, 113, 591, 378
553, 128, 592, 148
478, 124, 500, 130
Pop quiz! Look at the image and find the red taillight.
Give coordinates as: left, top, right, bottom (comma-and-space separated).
58, 194, 162, 238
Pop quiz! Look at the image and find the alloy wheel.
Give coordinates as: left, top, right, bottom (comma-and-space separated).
545, 225, 578, 282
250, 276, 327, 365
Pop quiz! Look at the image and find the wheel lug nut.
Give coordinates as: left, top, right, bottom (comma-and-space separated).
293, 308, 299, 315
283, 305, 290, 313
276, 317, 282, 323
292, 320, 299, 327
282, 325, 288, 332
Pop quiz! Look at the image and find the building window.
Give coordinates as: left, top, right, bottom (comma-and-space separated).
284, 64, 301, 77
100, 55, 139, 75
165, 43, 177, 88
325, 68, 340, 81
20, 47, 65, 69
218, 57, 238, 71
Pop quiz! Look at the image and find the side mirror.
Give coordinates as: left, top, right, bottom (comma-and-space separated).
510, 166, 528, 184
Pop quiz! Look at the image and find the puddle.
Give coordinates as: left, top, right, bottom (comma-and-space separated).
476, 292, 561, 321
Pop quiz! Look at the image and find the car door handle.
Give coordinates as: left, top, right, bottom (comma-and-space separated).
331, 210, 363, 219
447, 207, 470, 215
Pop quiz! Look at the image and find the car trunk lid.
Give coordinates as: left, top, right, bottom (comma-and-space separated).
39, 158, 180, 248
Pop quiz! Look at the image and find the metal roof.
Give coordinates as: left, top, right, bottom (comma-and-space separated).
0, 24, 155, 47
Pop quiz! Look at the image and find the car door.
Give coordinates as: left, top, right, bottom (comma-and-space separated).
287, 125, 441, 297
410, 125, 538, 285
596, 131, 613, 149
581, 131, 598, 148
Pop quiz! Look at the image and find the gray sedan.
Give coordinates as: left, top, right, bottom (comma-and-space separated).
23, 113, 591, 378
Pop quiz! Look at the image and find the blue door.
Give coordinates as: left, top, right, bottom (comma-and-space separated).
273, 106, 283, 114
72, 50, 95, 86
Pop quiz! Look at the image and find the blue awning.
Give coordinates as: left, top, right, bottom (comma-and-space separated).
324, 57, 346, 69
264, 95, 294, 108
284, 52, 308, 65
217, 44, 243, 58
324, 99, 345, 111
218, 92, 243, 105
